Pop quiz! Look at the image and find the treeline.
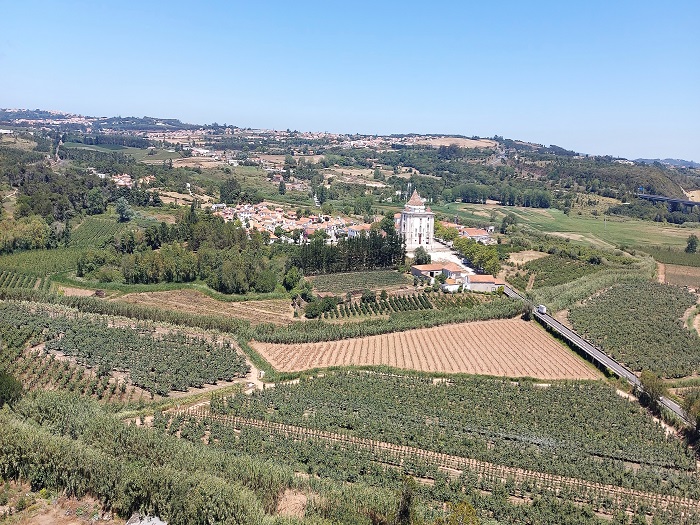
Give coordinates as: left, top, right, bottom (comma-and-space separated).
446, 182, 552, 208
63, 132, 151, 148
291, 229, 405, 275
608, 198, 700, 225
434, 223, 501, 276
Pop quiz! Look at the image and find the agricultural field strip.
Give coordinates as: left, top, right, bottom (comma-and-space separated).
252, 319, 600, 379
184, 408, 700, 512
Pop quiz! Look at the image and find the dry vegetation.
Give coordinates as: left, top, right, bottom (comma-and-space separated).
116, 289, 294, 325
251, 318, 601, 379
415, 137, 497, 149
662, 263, 700, 288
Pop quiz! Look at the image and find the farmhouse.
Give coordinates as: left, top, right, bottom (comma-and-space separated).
466, 274, 506, 293
396, 190, 434, 252
411, 262, 471, 291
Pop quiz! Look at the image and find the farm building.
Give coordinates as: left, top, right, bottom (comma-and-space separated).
396, 190, 434, 252
411, 262, 471, 288
466, 274, 506, 293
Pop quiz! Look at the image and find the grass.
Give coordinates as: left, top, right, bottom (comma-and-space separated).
311, 270, 411, 294
432, 202, 700, 251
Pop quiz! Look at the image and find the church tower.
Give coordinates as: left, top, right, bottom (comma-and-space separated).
396, 190, 434, 252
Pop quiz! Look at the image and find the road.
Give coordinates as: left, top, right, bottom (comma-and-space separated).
503, 287, 690, 425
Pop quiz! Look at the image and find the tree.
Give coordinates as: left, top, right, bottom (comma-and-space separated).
639, 370, 667, 413
220, 178, 242, 204
115, 197, 134, 222
433, 501, 480, 525
413, 246, 431, 265
682, 388, 700, 432
278, 179, 286, 195
500, 213, 517, 234
0, 371, 23, 408
686, 234, 698, 253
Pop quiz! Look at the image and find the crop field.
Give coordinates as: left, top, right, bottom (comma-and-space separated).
569, 281, 700, 377
311, 270, 411, 293
0, 301, 249, 395
70, 216, 127, 248
210, 372, 698, 497
642, 245, 700, 267
117, 289, 294, 325
0, 247, 82, 276
324, 292, 481, 320
662, 263, 700, 288
0, 270, 43, 289
251, 318, 600, 379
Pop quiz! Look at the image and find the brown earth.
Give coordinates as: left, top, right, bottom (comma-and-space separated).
251, 318, 601, 380
276, 489, 308, 518
509, 250, 548, 265
116, 289, 294, 325
663, 263, 700, 289
657, 262, 666, 283
58, 286, 99, 297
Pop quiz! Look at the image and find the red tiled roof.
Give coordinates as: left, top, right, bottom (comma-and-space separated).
406, 189, 423, 206
468, 274, 505, 284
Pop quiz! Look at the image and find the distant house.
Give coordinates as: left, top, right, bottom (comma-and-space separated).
440, 278, 462, 293
347, 223, 373, 238
466, 274, 506, 293
410, 264, 446, 281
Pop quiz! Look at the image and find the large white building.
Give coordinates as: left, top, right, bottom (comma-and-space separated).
396, 190, 434, 252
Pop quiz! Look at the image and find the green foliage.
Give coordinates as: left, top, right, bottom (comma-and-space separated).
220, 177, 241, 204
413, 246, 431, 265
115, 197, 134, 222
686, 234, 699, 254
312, 270, 409, 294
509, 255, 605, 290
0, 370, 23, 408
569, 282, 700, 377
642, 246, 700, 267
213, 371, 697, 495
639, 370, 667, 413
0, 302, 249, 395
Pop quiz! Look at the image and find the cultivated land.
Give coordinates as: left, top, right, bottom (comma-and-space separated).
251, 318, 601, 379
437, 202, 700, 250
116, 289, 294, 325
310, 270, 412, 294
662, 263, 700, 288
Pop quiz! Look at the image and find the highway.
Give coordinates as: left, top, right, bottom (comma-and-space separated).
503, 287, 690, 425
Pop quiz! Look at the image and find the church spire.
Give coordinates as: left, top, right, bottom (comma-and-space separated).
406, 189, 423, 207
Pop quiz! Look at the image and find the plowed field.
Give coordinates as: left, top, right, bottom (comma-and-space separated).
117, 289, 293, 325
251, 318, 600, 379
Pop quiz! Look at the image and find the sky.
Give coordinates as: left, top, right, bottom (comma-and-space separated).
1, 0, 698, 160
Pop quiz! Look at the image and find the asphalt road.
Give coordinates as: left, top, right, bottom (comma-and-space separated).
503, 287, 690, 425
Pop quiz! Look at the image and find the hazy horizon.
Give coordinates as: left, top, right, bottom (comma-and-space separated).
2, 0, 698, 161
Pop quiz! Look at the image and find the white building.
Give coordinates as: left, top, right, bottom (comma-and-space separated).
396, 190, 434, 252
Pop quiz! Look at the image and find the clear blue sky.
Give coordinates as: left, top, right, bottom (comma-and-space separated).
2, 0, 698, 160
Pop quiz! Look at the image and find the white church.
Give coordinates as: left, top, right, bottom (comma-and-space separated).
395, 189, 435, 253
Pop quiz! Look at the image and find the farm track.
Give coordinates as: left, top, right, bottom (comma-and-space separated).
182, 407, 700, 515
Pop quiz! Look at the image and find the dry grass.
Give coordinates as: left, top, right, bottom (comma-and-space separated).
663, 264, 700, 288
117, 289, 294, 325
508, 250, 548, 265
252, 318, 601, 379
415, 137, 497, 149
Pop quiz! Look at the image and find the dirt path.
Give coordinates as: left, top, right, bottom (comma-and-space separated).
525, 273, 536, 291
657, 262, 666, 284
181, 408, 700, 515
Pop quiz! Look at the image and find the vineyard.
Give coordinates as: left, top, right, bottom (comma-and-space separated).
0, 247, 83, 276
311, 270, 410, 293
663, 264, 700, 288
251, 318, 600, 379
209, 372, 699, 497
569, 282, 700, 377
0, 301, 249, 395
70, 216, 128, 248
169, 407, 700, 520
643, 246, 700, 267
0, 270, 46, 290
323, 292, 479, 320
252, 297, 523, 343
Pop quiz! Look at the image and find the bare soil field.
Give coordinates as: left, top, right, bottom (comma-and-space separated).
251, 318, 601, 379
663, 263, 700, 288
509, 250, 548, 265
415, 137, 497, 149
58, 285, 100, 297
117, 289, 294, 325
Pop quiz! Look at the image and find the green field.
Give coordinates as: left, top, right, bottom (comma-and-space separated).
311, 270, 411, 293
433, 203, 700, 250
